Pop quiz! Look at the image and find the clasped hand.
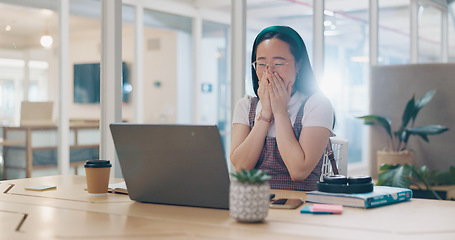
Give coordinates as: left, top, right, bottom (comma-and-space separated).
257, 70, 293, 118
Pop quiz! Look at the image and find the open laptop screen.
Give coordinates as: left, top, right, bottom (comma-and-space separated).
110, 124, 230, 209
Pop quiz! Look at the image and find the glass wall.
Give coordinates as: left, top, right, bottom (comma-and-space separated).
141, 9, 192, 124
0, 2, 58, 125
69, 0, 101, 122
450, 1, 455, 62
121, 4, 134, 122
378, 0, 410, 65
323, 0, 369, 165
200, 20, 230, 144
419, 3, 442, 62
0, 1, 61, 179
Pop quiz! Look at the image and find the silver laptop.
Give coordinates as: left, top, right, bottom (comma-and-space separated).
110, 124, 230, 209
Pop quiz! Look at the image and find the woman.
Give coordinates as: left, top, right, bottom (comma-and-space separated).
230, 26, 334, 191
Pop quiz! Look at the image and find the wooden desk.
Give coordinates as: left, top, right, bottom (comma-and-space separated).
1, 175, 454, 240
1, 125, 99, 179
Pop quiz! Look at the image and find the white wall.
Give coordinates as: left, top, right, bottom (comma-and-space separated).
142, 27, 177, 123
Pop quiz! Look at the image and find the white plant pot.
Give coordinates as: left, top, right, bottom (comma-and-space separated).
229, 180, 270, 223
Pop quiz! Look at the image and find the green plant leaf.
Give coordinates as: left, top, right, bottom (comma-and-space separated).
357, 90, 449, 153
407, 125, 449, 135
432, 166, 455, 185
377, 164, 412, 188
450, 166, 455, 184
377, 163, 454, 200
413, 90, 436, 123
414, 132, 430, 142
357, 115, 393, 140
394, 130, 409, 148
408, 164, 442, 200
231, 169, 270, 183
432, 171, 451, 185
400, 95, 415, 129
419, 165, 429, 179
427, 169, 441, 186
378, 164, 394, 171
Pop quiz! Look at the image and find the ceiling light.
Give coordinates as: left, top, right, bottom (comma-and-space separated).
324, 10, 334, 16
40, 9, 54, 16
40, 35, 53, 48
5, 25, 11, 31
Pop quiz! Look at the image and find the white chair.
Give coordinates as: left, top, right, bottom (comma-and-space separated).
320, 137, 348, 182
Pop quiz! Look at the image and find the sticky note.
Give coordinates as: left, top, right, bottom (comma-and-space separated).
300, 205, 332, 215
300, 204, 343, 214
312, 204, 343, 214
24, 185, 57, 191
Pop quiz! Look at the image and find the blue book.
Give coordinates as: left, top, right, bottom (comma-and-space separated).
306, 186, 412, 208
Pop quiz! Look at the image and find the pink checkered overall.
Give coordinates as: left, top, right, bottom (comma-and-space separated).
249, 97, 323, 191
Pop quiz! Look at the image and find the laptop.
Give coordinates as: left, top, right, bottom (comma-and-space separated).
20, 101, 55, 126
110, 124, 230, 209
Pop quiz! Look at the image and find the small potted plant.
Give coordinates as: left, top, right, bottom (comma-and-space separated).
357, 90, 449, 171
229, 169, 271, 223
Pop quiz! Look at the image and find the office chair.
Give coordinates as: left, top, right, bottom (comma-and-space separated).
320, 137, 348, 182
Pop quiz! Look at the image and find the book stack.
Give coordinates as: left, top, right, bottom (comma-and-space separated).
306, 186, 412, 208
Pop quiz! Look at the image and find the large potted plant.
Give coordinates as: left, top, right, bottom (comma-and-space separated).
358, 90, 449, 171
229, 169, 271, 223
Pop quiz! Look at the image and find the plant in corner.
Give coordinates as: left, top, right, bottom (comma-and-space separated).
377, 164, 455, 200
357, 90, 449, 169
229, 169, 271, 223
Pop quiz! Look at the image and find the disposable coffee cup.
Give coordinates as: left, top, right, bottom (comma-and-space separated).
84, 160, 112, 196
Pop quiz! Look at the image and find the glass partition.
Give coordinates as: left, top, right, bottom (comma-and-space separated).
0, 2, 58, 126
200, 20, 230, 144
0, 1, 61, 179
121, 4, 135, 122
323, 0, 369, 165
142, 8, 192, 124
419, 3, 442, 62
378, 0, 410, 64
69, 0, 101, 123
448, 1, 455, 62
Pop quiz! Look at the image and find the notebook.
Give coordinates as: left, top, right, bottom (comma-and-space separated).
110, 123, 230, 209
20, 101, 55, 126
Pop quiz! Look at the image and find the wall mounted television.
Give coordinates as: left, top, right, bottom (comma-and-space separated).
73, 62, 131, 104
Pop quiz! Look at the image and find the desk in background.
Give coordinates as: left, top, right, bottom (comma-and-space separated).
1, 175, 455, 240
1, 124, 99, 179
